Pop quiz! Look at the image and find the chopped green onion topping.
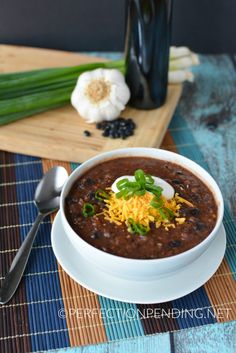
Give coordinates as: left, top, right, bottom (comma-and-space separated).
115, 169, 163, 199
144, 173, 155, 185
95, 189, 110, 201
116, 178, 129, 190
115, 190, 125, 199
135, 189, 146, 196
145, 184, 163, 197
163, 207, 175, 220
127, 218, 149, 235
82, 203, 95, 217
150, 197, 174, 221
134, 169, 146, 187
150, 197, 164, 209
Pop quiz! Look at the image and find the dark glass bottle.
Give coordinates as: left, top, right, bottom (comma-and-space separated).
125, 0, 172, 109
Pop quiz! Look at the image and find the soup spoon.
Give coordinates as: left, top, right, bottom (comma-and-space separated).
0, 166, 68, 304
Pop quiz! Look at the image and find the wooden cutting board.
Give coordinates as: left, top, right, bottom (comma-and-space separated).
0, 45, 182, 162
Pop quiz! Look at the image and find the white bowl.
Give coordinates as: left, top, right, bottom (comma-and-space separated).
60, 148, 224, 281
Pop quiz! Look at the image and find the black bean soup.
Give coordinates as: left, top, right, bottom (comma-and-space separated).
65, 157, 217, 259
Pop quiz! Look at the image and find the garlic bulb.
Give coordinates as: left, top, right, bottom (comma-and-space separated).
71, 68, 130, 123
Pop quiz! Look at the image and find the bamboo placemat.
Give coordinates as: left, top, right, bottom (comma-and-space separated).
0, 115, 236, 353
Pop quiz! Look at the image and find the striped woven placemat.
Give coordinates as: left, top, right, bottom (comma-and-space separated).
0, 113, 236, 353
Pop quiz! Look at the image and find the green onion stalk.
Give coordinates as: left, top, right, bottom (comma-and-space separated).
0, 47, 199, 126
0, 60, 124, 126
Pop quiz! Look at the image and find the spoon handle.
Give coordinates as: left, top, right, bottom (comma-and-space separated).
0, 213, 45, 304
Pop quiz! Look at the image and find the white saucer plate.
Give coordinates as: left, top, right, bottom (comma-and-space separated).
51, 211, 226, 304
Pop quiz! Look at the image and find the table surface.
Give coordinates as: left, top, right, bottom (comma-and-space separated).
4, 52, 235, 353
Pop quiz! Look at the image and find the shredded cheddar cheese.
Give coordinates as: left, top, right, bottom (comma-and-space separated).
102, 191, 191, 232
175, 193, 194, 207
176, 217, 186, 225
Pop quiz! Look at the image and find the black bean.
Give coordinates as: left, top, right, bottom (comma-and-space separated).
104, 231, 111, 238
83, 130, 91, 137
104, 126, 111, 133
194, 222, 206, 231
188, 216, 198, 224
96, 117, 136, 140
139, 235, 148, 241
72, 216, 83, 225
65, 196, 78, 205
149, 222, 156, 230
188, 207, 200, 217
179, 206, 188, 217
169, 240, 181, 248
102, 130, 110, 137
176, 170, 184, 175
88, 191, 95, 200
181, 206, 201, 218
96, 122, 102, 129
125, 127, 131, 134
85, 178, 95, 186
191, 194, 201, 203
65, 196, 73, 205
129, 121, 136, 129
203, 194, 210, 202
97, 200, 105, 207
172, 179, 182, 184
90, 231, 103, 239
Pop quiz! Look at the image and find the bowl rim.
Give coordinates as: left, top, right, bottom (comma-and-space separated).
60, 147, 224, 263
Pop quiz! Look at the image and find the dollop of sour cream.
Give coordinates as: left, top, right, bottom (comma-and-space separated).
111, 176, 175, 200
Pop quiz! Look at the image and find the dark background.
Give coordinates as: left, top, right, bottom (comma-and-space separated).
0, 0, 235, 54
